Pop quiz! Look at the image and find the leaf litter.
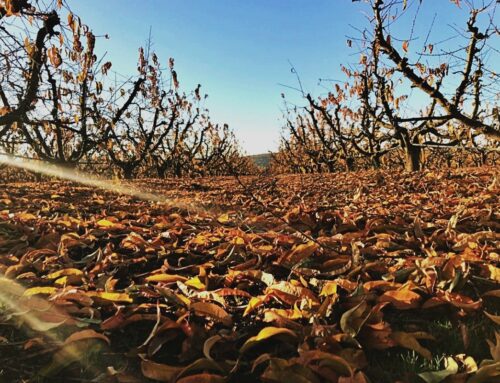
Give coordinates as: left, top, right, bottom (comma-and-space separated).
0, 167, 498, 382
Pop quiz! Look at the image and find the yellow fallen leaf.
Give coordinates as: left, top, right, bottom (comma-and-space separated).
145, 274, 187, 283
23, 287, 58, 296
176, 294, 191, 307
185, 276, 206, 290
191, 234, 210, 246
17, 213, 37, 221
46, 268, 83, 279
96, 219, 116, 228
240, 327, 297, 353
217, 214, 230, 224
231, 236, 246, 245
86, 291, 133, 303
320, 282, 338, 296
243, 296, 265, 317
487, 265, 500, 282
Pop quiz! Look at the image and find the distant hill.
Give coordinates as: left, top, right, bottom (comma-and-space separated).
247, 153, 272, 168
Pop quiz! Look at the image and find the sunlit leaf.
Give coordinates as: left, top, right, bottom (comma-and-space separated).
23, 287, 58, 296
191, 302, 232, 326
145, 274, 187, 283
379, 288, 421, 309
86, 291, 133, 303
419, 356, 458, 383
240, 327, 297, 354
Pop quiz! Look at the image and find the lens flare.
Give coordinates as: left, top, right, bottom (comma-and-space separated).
0, 277, 69, 333
0, 276, 107, 377
0, 154, 215, 377
0, 153, 206, 213
0, 154, 166, 201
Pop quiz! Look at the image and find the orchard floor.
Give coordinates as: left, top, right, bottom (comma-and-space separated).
0, 167, 499, 382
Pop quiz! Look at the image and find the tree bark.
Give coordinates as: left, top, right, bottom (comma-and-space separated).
404, 145, 421, 172
121, 166, 136, 180
371, 155, 381, 169
345, 157, 355, 172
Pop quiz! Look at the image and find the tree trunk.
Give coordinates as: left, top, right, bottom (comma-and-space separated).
404, 145, 421, 172
156, 164, 167, 178
345, 157, 355, 172
174, 164, 182, 178
371, 155, 381, 169
57, 161, 77, 169
122, 166, 135, 179
326, 161, 336, 173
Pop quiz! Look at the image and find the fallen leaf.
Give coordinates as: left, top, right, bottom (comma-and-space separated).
379, 289, 421, 309
418, 357, 459, 383
240, 327, 297, 354
141, 359, 181, 382
191, 302, 232, 326
391, 331, 434, 360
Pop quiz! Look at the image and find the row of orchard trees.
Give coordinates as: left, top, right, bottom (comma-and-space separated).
273, 0, 499, 173
0, 0, 254, 178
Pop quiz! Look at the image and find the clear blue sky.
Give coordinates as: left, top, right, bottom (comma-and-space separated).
67, 0, 499, 154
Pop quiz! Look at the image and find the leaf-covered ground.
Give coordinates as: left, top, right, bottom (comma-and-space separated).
0, 167, 499, 383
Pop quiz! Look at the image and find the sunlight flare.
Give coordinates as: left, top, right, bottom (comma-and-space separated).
0, 154, 205, 213
0, 276, 109, 377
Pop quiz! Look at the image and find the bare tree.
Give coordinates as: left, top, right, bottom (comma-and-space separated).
362, 0, 499, 170
0, 1, 60, 135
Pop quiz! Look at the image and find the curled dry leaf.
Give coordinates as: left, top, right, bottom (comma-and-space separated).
240, 327, 298, 354
141, 359, 182, 382
190, 302, 232, 326
64, 329, 110, 346
379, 288, 422, 309
0, 168, 498, 382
